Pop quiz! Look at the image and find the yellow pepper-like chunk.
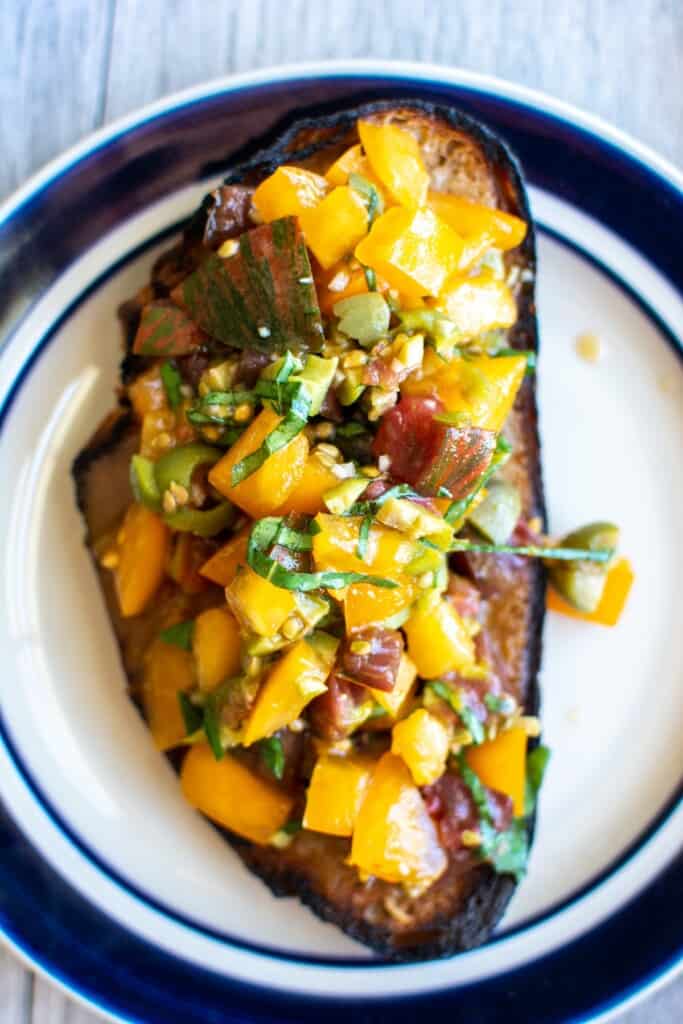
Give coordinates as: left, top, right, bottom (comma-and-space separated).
275, 453, 340, 515
128, 364, 167, 419
142, 639, 195, 751
299, 186, 369, 269
349, 752, 447, 887
312, 513, 417, 579
181, 743, 293, 844
344, 580, 415, 632
547, 557, 634, 627
193, 606, 242, 692
355, 206, 464, 299
402, 353, 527, 433
325, 143, 384, 192
114, 503, 169, 618
435, 269, 517, 338
428, 192, 527, 251
208, 407, 308, 518
252, 165, 329, 223
226, 565, 298, 638
242, 634, 338, 746
303, 753, 374, 837
199, 527, 250, 586
392, 709, 451, 786
465, 725, 528, 816
358, 121, 429, 208
404, 594, 475, 678
369, 653, 418, 720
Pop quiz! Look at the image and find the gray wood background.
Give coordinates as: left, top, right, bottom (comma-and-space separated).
0, 1, 681, 1021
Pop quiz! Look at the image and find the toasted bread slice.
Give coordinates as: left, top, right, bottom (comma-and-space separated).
73, 101, 545, 960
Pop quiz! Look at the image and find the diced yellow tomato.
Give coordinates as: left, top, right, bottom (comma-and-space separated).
358, 121, 429, 208
547, 557, 634, 627
128, 364, 167, 419
325, 143, 383, 191
199, 527, 250, 586
355, 206, 464, 299
168, 533, 210, 594
142, 639, 195, 750
428, 192, 527, 251
300, 186, 369, 269
312, 514, 418, 590
344, 580, 415, 631
208, 407, 308, 518
226, 565, 298, 637
435, 269, 517, 338
181, 743, 293, 844
275, 454, 340, 515
303, 753, 374, 836
404, 595, 475, 678
140, 408, 177, 458
252, 165, 329, 222
193, 606, 242, 691
392, 709, 452, 786
349, 752, 447, 887
242, 634, 338, 746
370, 653, 418, 719
466, 725, 527, 816
114, 504, 169, 618
402, 353, 527, 433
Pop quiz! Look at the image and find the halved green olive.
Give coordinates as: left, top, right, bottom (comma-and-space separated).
155, 443, 222, 494
469, 480, 521, 544
548, 521, 619, 612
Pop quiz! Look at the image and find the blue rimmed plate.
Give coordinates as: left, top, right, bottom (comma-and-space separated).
0, 61, 681, 1024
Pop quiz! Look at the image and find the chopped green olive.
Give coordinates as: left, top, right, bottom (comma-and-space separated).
469, 480, 522, 544
548, 521, 619, 612
333, 293, 390, 346
155, 443, 222, 494
164, 501, 235, 537
130, 454, 161, 509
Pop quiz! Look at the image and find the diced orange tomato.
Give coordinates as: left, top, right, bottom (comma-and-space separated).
358, 121, 429, 208
303, 753, 374, 836
355, 206, 464, 299
428, 192, 527, 251
435, 269, 517, 338
312, 514, 417, 580
142, 639, 195, 750
114, 504, 169, 617
193, 606, 242, 691
404, 595, 475, 678
402, 353, 527, 433
208, 407, 308, 518
547, 557, 634, 627
465, 725, 527, 817
317, 264, 368, 315
252, 165, 329, 223
199, 527, 250, 586
242, 634, 338, 746
392, 709, 452, 786
344, 580, 415, 632
128, 364, 167, 419
299, 186, 369, 269
167, 533, 210, 594
349, 752, 447, 887
275, 454, 340, 515
369, 653, 417, 720
181, 743, 293, 844
325, 143, 383, 191
226, 565, 298, 637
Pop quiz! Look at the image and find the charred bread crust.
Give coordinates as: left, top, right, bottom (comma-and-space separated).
72, 100, 545, 960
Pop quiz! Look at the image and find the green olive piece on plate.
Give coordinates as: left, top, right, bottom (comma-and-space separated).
547, 521, 619, 612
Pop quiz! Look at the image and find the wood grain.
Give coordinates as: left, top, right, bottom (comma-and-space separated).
0, 1, 681, 1021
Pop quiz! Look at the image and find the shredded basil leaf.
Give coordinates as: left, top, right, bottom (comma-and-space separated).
363, 266, 377, 291
247, 517, 397, 592
479, 818, 528, 882
350, 482, 420, 517
203, 697, 224, 760
231, 409, 309, 485
494, 347, 536, 374
177, 692, 203, 735
357, 514, 372, 561
428, 682, 484, 744
348, 173, 383, 225
159, 620, 194, 650
525, 744, 551, 814
281, 819, 302, 835
260, 736, 285, 780
160, 361, 183, 410
484, 693, 509, 713
449, 539, 613, 563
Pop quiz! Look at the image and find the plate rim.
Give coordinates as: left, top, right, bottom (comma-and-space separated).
0, 59, 681, 1023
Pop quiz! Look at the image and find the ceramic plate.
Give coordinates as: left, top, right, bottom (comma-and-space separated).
0, 62, 681, 1024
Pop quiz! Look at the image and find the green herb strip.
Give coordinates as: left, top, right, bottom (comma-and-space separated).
160, 361, 183, 409
363, 266, 377, 291
203, 696, 224, 760
177, 692, 203, 735
494, 347, 537, 374
260, 736, 285, 780
349, 483, 420, 517
457, 753, 528, 881
159, 620, 194, 650
247, 517, 397, 592
525, 744, 551, 814
357, 514, 373, 561
428, 681, 484, 744
449, 539, 614, 563
445, 436, 511, 525
230, 410, 309, 486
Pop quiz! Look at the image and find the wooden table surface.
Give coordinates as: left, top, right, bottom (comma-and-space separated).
0, 1, 681, 1021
